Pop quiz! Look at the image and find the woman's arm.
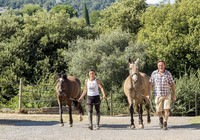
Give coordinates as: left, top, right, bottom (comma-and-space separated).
78, 80, 87, 102
97, 80, 106, 99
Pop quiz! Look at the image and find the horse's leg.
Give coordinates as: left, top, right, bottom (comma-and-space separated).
58, 100, 64, 127
128, 97, 135, 129
144, 96, 151, 124
130, 103, 135, 129
138, 102, 144, 129
68, 104, 73, 127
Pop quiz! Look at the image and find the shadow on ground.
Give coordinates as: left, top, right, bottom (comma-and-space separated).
0, 119, 59, 126
170, 123, 200, 130
101, 124, 130, 130
101, 123, 200, 130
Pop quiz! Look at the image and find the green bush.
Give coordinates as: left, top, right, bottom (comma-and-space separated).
172, 70, 200, 116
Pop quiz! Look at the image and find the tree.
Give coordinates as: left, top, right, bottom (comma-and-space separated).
21, 4, 42, 16
94, 0, 146, 33
90, 10, 102, 25
0, 13, 23, 42
61, 29, 147, 91
0, 10, 96, 104
137, 0, 200, 77
50, 4, 78, 18
84, 3, 90, 26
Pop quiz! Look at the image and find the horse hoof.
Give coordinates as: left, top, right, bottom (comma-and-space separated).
138, 124, 144, 129
69, 124, 73, 127
60, 123, 64, 127
147, 120, 151, 124
80, 116, 83, 121
130, 125, 135, 129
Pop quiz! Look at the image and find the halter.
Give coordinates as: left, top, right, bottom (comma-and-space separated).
56, 77, 66, 95
129, 63, 139, 83
130, 72, 139, 83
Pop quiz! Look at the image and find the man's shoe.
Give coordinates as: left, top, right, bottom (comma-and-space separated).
159, 117, 163, 128
163, 122, 168, 130
88, 125, 93, 130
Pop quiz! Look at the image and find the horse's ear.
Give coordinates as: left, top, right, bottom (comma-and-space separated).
135, 58, 139, 66
55, 73, 61, 80
62, 74, 67, 80
128, 58, 132, 63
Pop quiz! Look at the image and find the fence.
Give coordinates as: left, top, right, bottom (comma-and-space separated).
18, 79, 57, 113
1, 79, 199, 116
18, 79, 115, 115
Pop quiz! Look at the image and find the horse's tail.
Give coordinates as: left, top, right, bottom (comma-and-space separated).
72, 100, 78, 108
72, 100, 84, 115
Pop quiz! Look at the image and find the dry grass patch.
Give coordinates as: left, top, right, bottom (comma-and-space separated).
191, 116, 200, 124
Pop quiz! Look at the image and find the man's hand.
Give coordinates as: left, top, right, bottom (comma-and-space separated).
173, 95, 177, 102
147, 95, 151, 100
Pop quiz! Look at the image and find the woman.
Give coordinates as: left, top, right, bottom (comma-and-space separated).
78, 69, 106, 130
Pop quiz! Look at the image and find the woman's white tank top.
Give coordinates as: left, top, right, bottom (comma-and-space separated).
87, 79, 99, 96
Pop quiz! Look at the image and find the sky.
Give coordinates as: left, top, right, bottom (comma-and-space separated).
146, 0, 175, 4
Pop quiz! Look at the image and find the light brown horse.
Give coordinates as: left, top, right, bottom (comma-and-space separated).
56, 73, 84, 127
124, 58, 151, 129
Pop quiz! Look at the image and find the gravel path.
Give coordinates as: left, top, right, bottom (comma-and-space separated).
0, 113, 199, 140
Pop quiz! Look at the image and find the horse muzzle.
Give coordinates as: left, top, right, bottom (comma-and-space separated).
59, 90, 64, 94
58, 90, 65, 96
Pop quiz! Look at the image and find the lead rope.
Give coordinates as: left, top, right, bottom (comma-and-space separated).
150, 96, 156, 113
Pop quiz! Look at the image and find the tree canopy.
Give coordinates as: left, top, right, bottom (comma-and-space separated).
94, 0, 146, 33
138, 0, 200, 76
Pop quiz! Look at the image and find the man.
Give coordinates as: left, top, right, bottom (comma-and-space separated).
148, 60, 176, 130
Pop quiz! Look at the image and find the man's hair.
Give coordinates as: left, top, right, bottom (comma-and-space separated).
157, 60, 166, 65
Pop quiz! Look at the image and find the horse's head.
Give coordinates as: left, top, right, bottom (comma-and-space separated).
56, 73, 68, 95
129, 58, 139, 83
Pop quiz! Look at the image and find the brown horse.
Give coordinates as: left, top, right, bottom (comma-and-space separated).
124, 58, 151, 129
56, 73, 84, 127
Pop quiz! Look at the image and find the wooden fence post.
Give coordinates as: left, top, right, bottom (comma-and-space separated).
110, 91, 113, 116
19, 79, 22, 110
195, 93, 198, 116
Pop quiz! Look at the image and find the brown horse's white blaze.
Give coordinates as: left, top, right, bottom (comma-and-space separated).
124, 58, 151, 129
56, 74, 84, 127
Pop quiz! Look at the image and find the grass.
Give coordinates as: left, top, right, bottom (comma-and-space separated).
191, 116, 200, 124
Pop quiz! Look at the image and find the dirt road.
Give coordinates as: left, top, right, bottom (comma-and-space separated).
0, 113, 199, 140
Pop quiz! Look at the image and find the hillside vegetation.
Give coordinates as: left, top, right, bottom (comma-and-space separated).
0, 0, 116, 16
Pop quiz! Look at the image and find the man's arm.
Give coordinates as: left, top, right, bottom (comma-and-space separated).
171, 83, 177, 102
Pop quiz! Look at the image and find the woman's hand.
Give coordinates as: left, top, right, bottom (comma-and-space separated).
78, 97, 82, 102
102, 94, 106, 99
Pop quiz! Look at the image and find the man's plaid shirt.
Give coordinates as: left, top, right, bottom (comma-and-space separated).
149, 70, 174, 96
